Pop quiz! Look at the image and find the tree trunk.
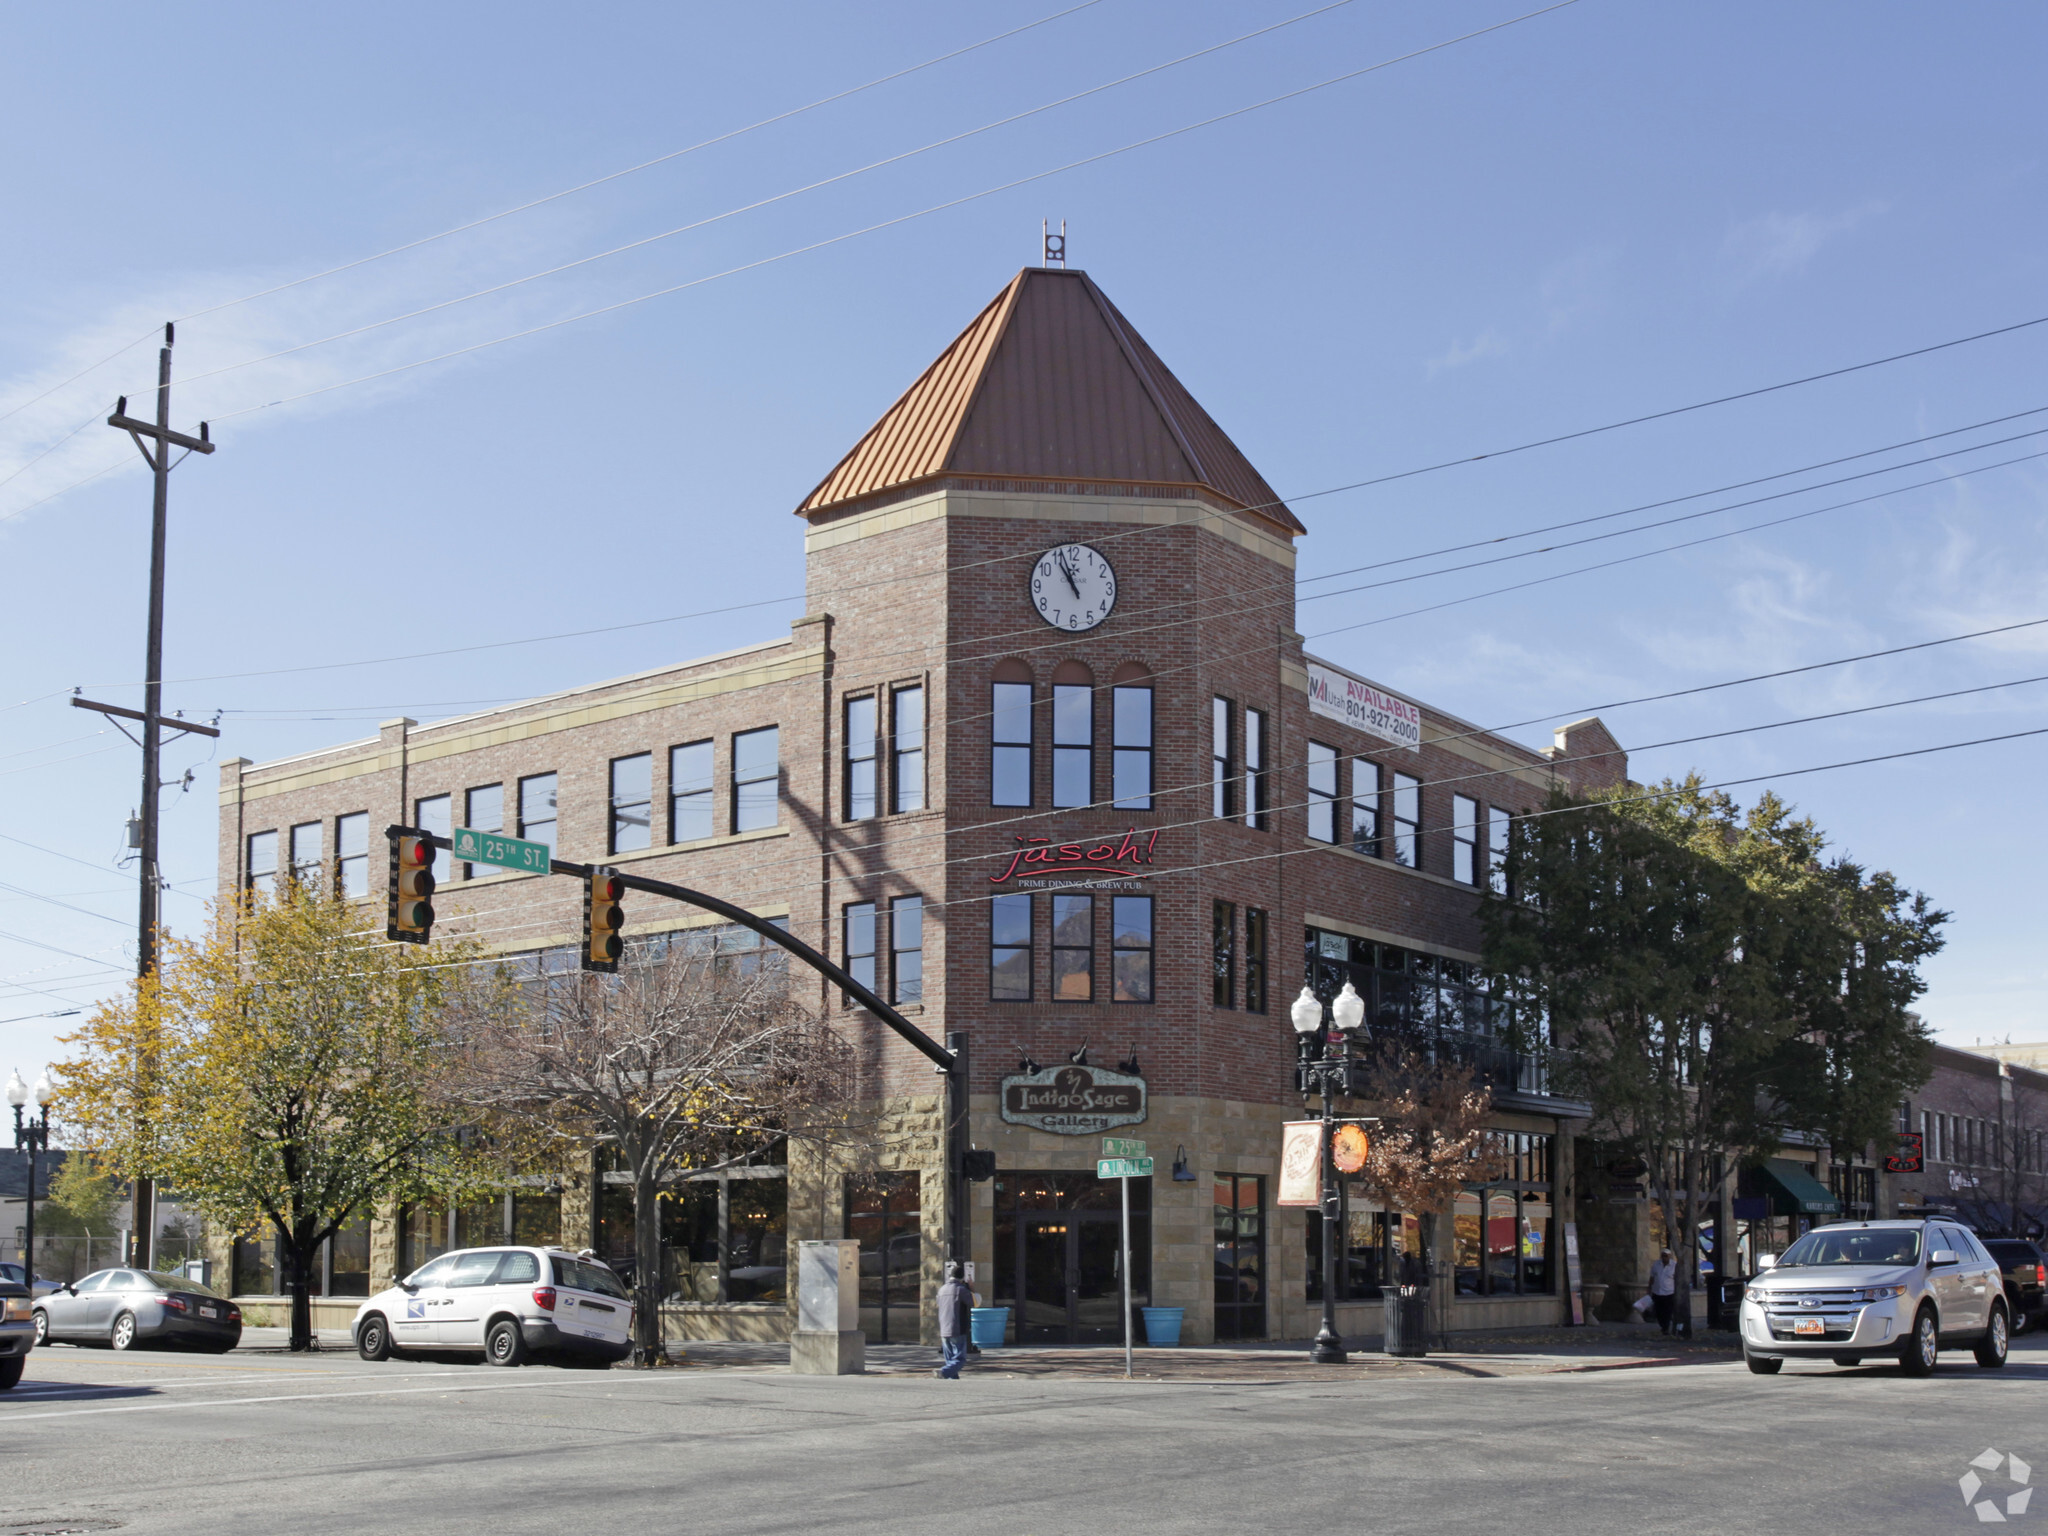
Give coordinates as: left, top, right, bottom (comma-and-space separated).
633, 1168, 662, 1367
279, 1221, 314, 1353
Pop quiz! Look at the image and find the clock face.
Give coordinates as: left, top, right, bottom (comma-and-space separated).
1029, 543, 1117, 631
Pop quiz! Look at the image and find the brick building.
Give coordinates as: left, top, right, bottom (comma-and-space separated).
213, 264, 1626, 1345
1890, 1043, 2048, 1237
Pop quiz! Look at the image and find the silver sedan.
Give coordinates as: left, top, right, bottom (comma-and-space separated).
34, 1268, 243, 1352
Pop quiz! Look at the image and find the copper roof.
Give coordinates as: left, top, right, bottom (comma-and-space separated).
797, 267, 1303, 533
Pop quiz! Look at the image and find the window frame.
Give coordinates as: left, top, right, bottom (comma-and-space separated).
1452, 794, 1480, 885
464, 782, 504, 881
1487, 806, 1511, 896
1244, 707, 1269, 830
889, 895, 923, 1005
607, 755, 651, 855
1051, 681, 1093, 809
1212, 697, 1235, 819
1110, 684, 1154, 811
990, 680, 1033, 808
246, 829, 278, 896
1050, 892, 1094, 1003
669, 739, 714, 844
843, 694, 879, 822
288, 821, 323, 888
991, 892, 1034, 1001
1307, 742, 1339, 844
1351, 760, 1381, 857
1390, 771, 1421, 869
1111, 894, 1154, 1005
731, 726, 781, 834
335, 811, 369, 899
1212, 899, 1236, 1008
890, 685, 925, 815
1245, 907, 1268, 1014
843, 901, 877, 1004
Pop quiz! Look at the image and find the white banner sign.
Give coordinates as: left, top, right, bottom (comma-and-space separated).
1305, 663, 1422, 751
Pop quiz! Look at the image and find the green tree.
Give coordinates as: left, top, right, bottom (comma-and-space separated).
58, 880, 485, 1351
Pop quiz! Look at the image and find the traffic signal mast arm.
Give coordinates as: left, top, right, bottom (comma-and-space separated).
386, 828, 956, 1073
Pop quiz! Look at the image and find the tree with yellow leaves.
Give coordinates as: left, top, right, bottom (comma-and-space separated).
58, 880, 483, 1351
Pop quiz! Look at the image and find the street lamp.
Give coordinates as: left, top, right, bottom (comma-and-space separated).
8, 1071, 54, 1288
1292, 982, 1366, 1364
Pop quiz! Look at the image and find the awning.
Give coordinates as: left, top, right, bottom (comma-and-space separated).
1761, 1159, 1841, 1217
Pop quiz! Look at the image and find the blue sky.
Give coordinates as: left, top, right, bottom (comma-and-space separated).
3, 1, 2045, 1085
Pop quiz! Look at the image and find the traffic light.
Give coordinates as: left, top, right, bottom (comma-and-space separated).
583, 866, 625, 972
386, 829, 436, 944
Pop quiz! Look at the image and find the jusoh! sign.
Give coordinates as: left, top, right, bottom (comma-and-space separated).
999, 1064, 1147, 1135
1305, 662, 1423, 751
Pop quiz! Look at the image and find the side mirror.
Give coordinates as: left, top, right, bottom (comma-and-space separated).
399, 1280, 418, 1293
1755, 1253, 1777, 1270
1930, 1249, 1959, 1268
62, 1284, 77, 1295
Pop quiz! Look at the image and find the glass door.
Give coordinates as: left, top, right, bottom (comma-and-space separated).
1213, 1174, 1266, 1340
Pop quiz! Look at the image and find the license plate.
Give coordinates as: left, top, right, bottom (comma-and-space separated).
1794, 1318, 1825, 1336
199, 1305, 218, 1319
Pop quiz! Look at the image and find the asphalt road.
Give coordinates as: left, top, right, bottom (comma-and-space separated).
3, 1335, 2045, 1535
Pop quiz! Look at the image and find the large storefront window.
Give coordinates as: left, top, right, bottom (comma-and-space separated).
598, 1156, 787, 1306
1452, 1133, 1554, 1297
846, 1172, 922, 1343
994, 1172, 1150, 1346
1306, 1198, 1423, 1301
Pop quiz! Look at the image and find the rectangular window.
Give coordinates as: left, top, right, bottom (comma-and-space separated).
1112, 895, 1154, 1004
1111, 685, 1153, 810
246, 829, 278, 896
1052, 682, 1092, 808
670, 740, 713, 843
1487, 806, 1511, 895
991, 682, 1033, 807
1307, 742, 1339, 844
890, 896, 923, 1005
1245, 907, 1268, 1014
1391, 771, 1421, 868
1244, 708, 1268, 830
289, 822, 322, 888
1051, 893, 1093, 1002
414, 794, 451, 843
1351, 761, 1381, 857
991, 892, 1033, 1001
733, 726, 780, 832
1214, 1174, 1266, 1339
1212, 900, 1236, 1008
608, 756, 650, 854
1453, 794, 1480, 885
844, 696, 878, 821
335, 812, 369, 899
519, 773, 558, 855
891, 686, 925, 814
843, 901, 876, 1000
1212, 697, 1235, 818
464, 783, 503, 880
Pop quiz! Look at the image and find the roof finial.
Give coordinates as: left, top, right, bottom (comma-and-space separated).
1042, 218, 1067, 269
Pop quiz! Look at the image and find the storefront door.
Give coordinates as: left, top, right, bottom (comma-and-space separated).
996, 1172, 1151, 1346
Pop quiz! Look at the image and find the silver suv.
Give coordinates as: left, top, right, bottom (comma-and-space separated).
1739, 1219, 2008, 1375
353, 1247, 634, 1368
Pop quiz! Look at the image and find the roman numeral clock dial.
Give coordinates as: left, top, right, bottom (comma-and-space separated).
1029, 543, 1117, 631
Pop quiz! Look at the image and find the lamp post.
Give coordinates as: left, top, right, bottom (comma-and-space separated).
1291, 981, 1366, 1365
7, 1071, 54, 1286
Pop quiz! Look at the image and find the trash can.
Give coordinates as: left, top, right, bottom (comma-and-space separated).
968, 1307, 1009, 1348
1141, 1307, 1184, 1347
1382, 1287, 1430, 1357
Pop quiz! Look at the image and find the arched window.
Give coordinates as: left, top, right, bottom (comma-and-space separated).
1110, 661, 1153, 810
991, 659, 1033, 807
1051, 659, 1094, 808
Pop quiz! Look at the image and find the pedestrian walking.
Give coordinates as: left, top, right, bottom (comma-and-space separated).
1647, 1247, 1678, 1335
936, 1261, 971, 1379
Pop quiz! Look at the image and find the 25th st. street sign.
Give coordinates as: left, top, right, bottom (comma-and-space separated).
450, 827, 552, 875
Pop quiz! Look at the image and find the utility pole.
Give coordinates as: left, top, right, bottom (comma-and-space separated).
72, 323, 217, 1271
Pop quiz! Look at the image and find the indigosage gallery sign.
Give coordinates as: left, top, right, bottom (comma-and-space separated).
999, 1064, 1147, 1136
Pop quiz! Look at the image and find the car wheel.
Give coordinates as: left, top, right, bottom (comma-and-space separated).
1899, 1306, 1939, 1376
110, 1312, 139, 1352
0, 1355, 23, 1391
31, 1309, 48, 1348
485, 1320, 527, 1368
1975, 1305, 2010, 1369
2011, 1308, 2031, 1337
356, 1313, 392, 1362
1744, 1348, 1782, 1375
1831, 1355, 1861, 1367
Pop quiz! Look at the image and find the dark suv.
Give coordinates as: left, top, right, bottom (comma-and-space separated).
1982, 1238, 2048, 1335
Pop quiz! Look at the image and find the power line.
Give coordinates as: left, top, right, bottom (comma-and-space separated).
0, 0, 1114, 431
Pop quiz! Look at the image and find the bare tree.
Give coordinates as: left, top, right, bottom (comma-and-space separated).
442, 943, 865, 1365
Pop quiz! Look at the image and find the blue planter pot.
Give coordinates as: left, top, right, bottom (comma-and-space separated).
1142, 1306, 1184, 1347
969, 1307, 1009, 1348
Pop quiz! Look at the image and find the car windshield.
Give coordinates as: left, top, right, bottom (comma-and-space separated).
551, 1256, 630, 1300
145, 1271, 223, 1298
1776, 1228, 1922, 1268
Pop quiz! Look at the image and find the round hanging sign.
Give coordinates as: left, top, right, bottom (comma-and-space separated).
1332, 1122, 1371, 1174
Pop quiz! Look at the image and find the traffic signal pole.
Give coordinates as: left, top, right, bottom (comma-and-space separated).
72, 326, 216, 1270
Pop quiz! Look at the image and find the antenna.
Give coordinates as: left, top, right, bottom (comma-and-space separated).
1042, 218, 1067, 268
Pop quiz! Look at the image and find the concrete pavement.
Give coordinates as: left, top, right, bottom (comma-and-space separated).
2, 1333, 2044, 1534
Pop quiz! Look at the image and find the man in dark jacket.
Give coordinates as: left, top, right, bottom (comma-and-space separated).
936, 1261, 971, 1379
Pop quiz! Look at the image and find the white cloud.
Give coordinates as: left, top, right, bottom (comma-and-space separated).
1722, 200, 1888, 282
1424, 328, 1509, 378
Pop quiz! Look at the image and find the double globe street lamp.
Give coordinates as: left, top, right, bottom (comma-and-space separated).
1291, 980, 1368, 1365
6, 1071, 54, 1288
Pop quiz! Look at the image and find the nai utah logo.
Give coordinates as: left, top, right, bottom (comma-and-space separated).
1961, 1449, 2032, 1522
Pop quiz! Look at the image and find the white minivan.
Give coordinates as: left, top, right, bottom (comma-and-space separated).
353, 1247, 635, 1367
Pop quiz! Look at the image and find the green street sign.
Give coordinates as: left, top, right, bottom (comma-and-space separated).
1097, 1157, 1154, 1180
451, 827, 552, 876
1101, 1137, 1147, 1159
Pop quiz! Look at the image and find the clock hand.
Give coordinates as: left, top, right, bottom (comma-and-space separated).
1056, 551, 1081, 599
